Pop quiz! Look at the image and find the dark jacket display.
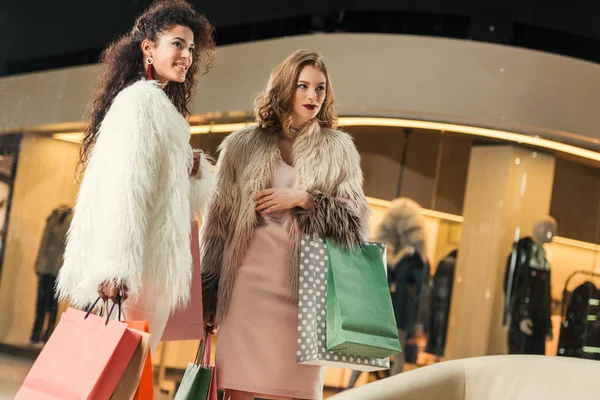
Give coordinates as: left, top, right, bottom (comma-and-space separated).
388, 251, 430, 338
35, 205, 72, 277
30, 205, 72, 343
374, 197, 429, 339
558, 281, 600, 360
504, 237, 552, 355
426, 249, 457, 356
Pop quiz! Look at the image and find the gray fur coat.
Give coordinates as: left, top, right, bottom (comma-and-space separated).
200, 120, 370, 322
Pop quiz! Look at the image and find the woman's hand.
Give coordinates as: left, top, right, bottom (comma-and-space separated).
190, 151, 202, 177
204, 313, 218, 334
98, 279, 129, 302
254, 188, 312, 213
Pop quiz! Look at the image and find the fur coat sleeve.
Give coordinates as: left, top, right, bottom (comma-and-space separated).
296, 130, 370, 248
199, 136, 238, 318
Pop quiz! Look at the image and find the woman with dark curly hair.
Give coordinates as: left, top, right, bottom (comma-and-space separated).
56, 0, 216, 353
201, 50, 369, 399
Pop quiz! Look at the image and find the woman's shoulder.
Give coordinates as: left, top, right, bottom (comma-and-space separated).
112, 79, 171, 112
219, 124, 265, 151
326, 127, 353, 140
321, 127, 358, 152
99, 80, 184, 141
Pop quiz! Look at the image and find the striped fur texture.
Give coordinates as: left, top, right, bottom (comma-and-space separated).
200, 119, 370, 322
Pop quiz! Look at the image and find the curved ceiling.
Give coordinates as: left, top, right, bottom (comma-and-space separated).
1, 0, 599, 77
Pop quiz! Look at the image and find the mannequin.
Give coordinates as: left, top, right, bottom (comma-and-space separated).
504, 217, 556, 355
30, 205, 73, 346
375, 198, 430, 374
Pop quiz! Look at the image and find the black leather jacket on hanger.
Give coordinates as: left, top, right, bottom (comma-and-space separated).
425, 249, 457, 356
504, 237, 552, 354
388, 251, 429, 338
558, 281, 600, 360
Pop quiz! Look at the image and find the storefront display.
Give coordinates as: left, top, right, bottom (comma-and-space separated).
0, 125, 599, 396
29, 205, 72, 345
373, 197, 430, 375
558, 272, 600, 360
504, 218, 556, 355
0, 133, 21, 275
425, 249, 457, 357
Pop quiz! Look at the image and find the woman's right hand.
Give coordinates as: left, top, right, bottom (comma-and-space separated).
98, 279, 129, 302
204, 313, 217, 334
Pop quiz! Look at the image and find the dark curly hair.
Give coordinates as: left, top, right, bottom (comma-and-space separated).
254, 50, 337, 134
77, 0, 215, 177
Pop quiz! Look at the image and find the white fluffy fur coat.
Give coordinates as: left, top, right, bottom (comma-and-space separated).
200, 120, 370, 322
56, 80, 215, 312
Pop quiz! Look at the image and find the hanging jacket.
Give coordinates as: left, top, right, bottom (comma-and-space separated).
388, 251, 428, 336
426, 249, 457, 356
35, 206, 73, 277
375, 197, 429, 337
558, 281, 600, 360
504, 237, 552, 354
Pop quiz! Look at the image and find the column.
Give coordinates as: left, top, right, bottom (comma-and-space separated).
445, 145, 555, 359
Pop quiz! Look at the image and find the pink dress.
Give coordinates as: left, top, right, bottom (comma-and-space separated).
216, 159, 324, 399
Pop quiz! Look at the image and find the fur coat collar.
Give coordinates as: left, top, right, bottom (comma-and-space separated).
374, 197, 427, 267
57, 80, 215, 311
200, 120, 370, 322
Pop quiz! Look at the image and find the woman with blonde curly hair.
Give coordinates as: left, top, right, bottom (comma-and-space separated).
201, 50, 369, 399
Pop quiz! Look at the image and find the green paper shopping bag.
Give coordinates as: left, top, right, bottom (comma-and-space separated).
174, 330, 217, 400
325, 239, 401, 358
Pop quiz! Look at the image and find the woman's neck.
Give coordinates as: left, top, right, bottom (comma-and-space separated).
282, 128, 298, 141
287, 118, 311, 138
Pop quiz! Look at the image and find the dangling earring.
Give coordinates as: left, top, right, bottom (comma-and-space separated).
146, 57, 154, 80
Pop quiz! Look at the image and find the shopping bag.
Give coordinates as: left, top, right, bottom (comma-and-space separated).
174, 330, 218, 400
326, 238, 401, 358
127, 321, 154, 400
297, 234, 390, 371
111, 320, 153, 400
161, 221, 204, 341
16, 303, 141, 400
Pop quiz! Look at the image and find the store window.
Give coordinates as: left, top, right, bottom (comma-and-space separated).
345, 124, 600, 387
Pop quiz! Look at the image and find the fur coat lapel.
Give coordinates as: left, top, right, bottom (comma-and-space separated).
201, 120, 370, 322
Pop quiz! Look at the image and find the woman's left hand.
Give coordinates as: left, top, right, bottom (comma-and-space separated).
254, 188, 312, 213
189, 151, 202, 177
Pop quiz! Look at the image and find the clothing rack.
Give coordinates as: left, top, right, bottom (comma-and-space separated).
560, 270, 600, 319
558, 270, 600, 359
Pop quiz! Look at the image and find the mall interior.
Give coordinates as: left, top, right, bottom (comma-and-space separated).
1, 2, 600, 399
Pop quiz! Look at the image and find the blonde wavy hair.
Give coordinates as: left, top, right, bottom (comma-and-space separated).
254, 50, 338, 133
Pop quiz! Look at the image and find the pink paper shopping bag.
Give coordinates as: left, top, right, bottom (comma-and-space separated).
16, 307, 141, 400
161, 221, 204, 341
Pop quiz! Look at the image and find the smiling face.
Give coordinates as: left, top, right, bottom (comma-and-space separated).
291, 65, 327, 128
141, 24, 194, 84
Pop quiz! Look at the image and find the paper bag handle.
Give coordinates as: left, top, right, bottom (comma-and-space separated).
84, 294, 127, 324
194, 329, 212, 367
